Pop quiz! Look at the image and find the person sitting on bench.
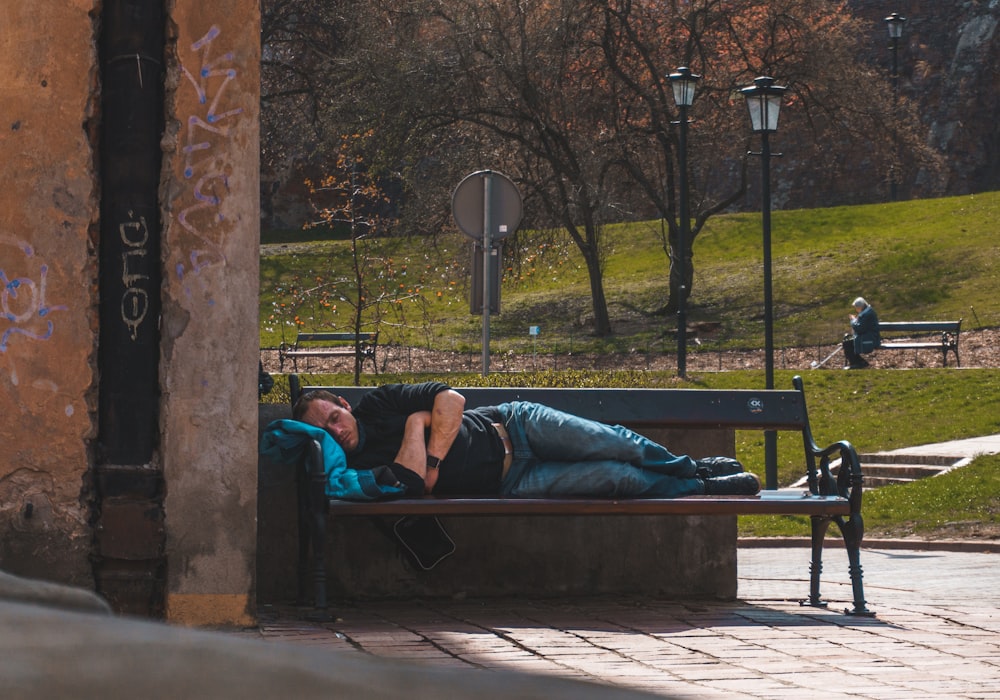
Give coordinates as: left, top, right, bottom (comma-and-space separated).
293, 382, 761, 499
843, 296, 880, 369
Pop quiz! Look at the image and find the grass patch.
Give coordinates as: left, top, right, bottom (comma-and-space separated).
863, 453, 1000, 536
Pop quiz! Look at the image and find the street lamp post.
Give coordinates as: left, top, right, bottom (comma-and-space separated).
741, 76, 787, 491
668, 66, 700, 378
885, 12, 907, 201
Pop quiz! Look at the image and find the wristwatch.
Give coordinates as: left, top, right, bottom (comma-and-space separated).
426, 455, 441, 470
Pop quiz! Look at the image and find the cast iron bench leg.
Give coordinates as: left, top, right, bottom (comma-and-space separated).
303, 439, 333, 619
296, 471, 310, 606
804, 515, 831, 609
836, 514, 874, 616
310, 511, 328, 614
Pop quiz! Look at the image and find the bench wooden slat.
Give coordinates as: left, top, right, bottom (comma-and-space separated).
295, 332, 377, 342
284, 349, 359, 356
325, 493, 850, 517
878, 321, 961, 333
879, 342, 942, 349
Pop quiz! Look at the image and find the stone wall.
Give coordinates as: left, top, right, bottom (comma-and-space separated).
848, 0, 999, 198
0, 0, 260, 626
0, 0, 101, 589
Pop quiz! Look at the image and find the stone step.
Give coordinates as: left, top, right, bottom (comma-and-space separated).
791, 453, 961, 489
860, 462, 949, 480
857, 453, 958, 467
854, 453, 959, 487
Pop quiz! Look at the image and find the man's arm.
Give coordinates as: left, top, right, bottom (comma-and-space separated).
393, 389, 465, 493
426, 389, 465, 462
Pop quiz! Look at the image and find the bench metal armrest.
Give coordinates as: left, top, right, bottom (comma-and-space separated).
793, 375, 863, 512
358, 333, 378, 357
277, 342, 290, 371
809, 439, 863, 509
302, 439, 328, 510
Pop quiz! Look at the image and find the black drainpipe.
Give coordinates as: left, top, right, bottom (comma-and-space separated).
94, 0, 167, 618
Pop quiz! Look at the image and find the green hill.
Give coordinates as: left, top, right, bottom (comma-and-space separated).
262, 191, 1000, 355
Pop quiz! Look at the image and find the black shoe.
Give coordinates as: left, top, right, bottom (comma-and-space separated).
703, 472, 761, 496
694, 456, 745, 480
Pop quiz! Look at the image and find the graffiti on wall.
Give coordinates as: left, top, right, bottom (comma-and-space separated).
1, 235, 69, 405
176, 25, 244, 291
1, 235, 66, 355
119, 211, 151, 340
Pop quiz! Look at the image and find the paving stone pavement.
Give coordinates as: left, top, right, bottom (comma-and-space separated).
244, 545, 1000, 699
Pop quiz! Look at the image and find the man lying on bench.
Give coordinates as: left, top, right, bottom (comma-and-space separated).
292, 381, 761, 499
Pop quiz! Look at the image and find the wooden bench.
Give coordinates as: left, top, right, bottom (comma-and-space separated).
278, 331, 378, 372
287, 375, 873, 617
876, 320, 962, 367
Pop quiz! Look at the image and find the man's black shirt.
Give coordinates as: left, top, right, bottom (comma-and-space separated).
348, 382, 506, 495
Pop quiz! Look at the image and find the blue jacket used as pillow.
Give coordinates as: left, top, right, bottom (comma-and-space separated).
259, 419, 403, 501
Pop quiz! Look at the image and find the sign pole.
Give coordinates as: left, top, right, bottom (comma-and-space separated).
451, 168, 521, 378
481, 172, 493, 376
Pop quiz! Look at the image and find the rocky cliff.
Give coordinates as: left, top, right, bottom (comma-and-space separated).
849, 0, 998, 199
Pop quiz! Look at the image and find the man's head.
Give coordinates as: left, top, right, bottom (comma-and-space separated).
292, 390, 360, 451
852, 296, 869, 311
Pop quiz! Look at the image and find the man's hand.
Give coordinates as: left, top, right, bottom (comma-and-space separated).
394, 411, 438, 493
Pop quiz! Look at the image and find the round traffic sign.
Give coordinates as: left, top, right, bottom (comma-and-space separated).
452, 170, 522, 241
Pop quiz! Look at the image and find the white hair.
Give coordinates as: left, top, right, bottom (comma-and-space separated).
852, 297, 868, 309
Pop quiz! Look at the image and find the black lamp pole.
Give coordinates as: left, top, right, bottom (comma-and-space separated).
741, 76, 787, 491
668, 67, 700, 378
885, 12, 907, 201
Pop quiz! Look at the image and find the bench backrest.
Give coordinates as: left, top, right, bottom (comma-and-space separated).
290, 378, 811, 431
878, 320, 961, 334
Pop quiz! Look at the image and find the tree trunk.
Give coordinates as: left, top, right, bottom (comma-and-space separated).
563, 212, 613, 337
582, 250, 612, 336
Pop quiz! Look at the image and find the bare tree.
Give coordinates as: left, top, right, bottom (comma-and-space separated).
263, 0, 943, 337
350, 0, 632, 335
596, 0, 941, 315
305, 134, 402, 384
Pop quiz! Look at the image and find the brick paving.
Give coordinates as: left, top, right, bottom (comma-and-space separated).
242, 545, 1000, 699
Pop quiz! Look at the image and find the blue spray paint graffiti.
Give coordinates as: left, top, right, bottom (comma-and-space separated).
177, 25, 244, 284
1, 236, 67, 353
